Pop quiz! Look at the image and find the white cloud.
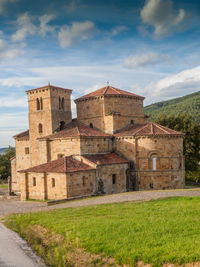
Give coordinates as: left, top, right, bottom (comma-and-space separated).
12, 13, 37, 42
0, 37, 23, 62
0, 96, 27, 107
110, 26, 129, 36
58, 21, 95, 48
140, 0, 185, 38
124, 53, 168, 68
39, 14, 55, 37
144, 65, 200, 103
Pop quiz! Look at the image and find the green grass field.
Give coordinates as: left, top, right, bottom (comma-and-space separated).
0, 184, 8, 188
4, 197, 200, 266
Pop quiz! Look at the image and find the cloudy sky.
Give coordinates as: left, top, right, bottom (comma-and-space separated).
0, 0, 200, 147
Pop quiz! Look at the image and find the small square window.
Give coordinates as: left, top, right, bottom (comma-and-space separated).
112, 174, 116, 185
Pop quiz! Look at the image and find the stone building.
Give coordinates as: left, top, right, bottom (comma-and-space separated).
11, 85, 185, 200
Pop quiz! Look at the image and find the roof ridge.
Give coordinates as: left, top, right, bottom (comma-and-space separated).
135, 123, 148, 135
76, 122, 81, 135
153, 122, 171, 134
111, 86, 121, 94
103, 86, 109, 94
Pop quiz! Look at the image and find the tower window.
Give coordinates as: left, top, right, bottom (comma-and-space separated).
59, 97, 61, 110
131, 120, 134, 124
60, 121, 65, 130
36, 98, 40, 110
90, 123, 93, 128
38, 123, 43, 133
52, 178, 55, 187
33, 177, 36, 186
25, 147, 29, 154
112, 174, 116, 184
40, 97, 43, 110
61, 97, 64, 110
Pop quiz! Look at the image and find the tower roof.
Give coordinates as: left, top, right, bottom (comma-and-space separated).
26, 84, 72, 94
115, 122, 184, 137
75, 85, 145, 101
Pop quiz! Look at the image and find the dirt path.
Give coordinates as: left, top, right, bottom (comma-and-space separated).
1, 189, 200, 216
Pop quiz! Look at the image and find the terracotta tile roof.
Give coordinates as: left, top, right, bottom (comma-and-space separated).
26, 84, 72, 93
19, 156, 95, 173
115, 122, 184, 137
13, 130, 29, 140
39, 120, 111, 139
82, 153, 129, 165
75, 86, 145, 101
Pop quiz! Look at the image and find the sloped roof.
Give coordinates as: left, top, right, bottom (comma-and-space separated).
75, 86, 145, 101
13, 130, 29, 140
26, 84, 72, 93
39, 120, 111, 140
19, 156, 95, 173
115, 122, 184, 137
82, 153, 129, 165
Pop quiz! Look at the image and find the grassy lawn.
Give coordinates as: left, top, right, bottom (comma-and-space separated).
0, 184, 8, 188
4, 197, 200, 266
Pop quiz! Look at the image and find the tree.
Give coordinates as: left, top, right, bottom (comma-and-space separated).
155, 112, 200, 173
0, 147, 15, 180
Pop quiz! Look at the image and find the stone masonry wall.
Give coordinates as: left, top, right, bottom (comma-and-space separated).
13, 139, 31, 192
98, 163, 128, 194
66, 170, 96, 198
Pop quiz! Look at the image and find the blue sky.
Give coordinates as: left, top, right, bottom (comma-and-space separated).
0, 0, 200, 147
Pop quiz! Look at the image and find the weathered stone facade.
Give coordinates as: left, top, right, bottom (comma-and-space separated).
11, 85, 185, 200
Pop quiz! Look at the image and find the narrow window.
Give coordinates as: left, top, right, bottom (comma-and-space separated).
131, 120, 134, 124
82, 176, 86, 186
36, 98, 40, 110
38, 123, 43, 133
61, 97, 64, 110
33, 177, 36, 186
52, 178, 55, 187
151, 154, 157, 171
179, 153, 182, 169
112, 174, 116, 184
59, 97, 61, 109
25, 147, 29, 154
59, 121, 65, 130
40, 97, 43, 110
90, 123, 93, 128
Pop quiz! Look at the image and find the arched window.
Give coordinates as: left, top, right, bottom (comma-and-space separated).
59, 97, 61, 110
52, 178, 55, 187
38, 123, 43, 133
61, 97, 64, 110
178, 153, 182, 169
59, 121, 65, 130
40, 97, 43, 110
82, 176, 86, 186
36, 98, 40, 110
90, 123, 93, 128
151, 154, 157, 171
33, 177, 36, 186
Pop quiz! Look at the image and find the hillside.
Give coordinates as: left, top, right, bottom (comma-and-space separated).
0, 148, 8, 155
144, 91, 200, 122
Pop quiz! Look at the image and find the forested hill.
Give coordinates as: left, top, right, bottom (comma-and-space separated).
144, 91, 200, 122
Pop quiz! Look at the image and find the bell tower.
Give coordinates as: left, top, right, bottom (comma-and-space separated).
27, 85, 72, 166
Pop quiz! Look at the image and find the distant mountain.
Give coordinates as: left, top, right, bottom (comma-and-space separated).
0, 147, 8, 155
144, 91, 200, 122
